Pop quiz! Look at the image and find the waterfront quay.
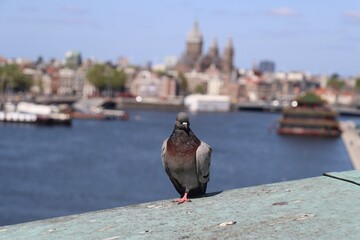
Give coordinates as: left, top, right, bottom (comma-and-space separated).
1, 170, 359, 239
340, 121, 360, 169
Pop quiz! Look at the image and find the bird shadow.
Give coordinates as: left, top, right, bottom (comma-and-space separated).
205, 191, 223, 197
191, 191, 223, 199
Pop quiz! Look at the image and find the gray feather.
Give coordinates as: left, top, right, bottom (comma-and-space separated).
161, 138, 168, 168
196, 141, 212, 183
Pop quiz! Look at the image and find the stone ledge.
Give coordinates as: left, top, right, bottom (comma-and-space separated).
1, 170, 360, 240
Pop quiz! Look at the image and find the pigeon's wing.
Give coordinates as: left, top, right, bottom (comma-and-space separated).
161, 138, 168, 168
196, 141, 212, 183
165, 166, 185, 196
161, 138, 185, 196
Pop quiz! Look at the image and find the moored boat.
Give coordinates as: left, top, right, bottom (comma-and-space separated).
0, 102, 71, 126
277, 92, 341, 137
184, 94, 231, 112
71, 98, 129, 121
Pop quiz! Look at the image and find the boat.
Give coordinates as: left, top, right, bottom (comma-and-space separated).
0, 102, 71, 126
277, 92, 341, 137
184, 94, 231, 112
71, 98, 129, 120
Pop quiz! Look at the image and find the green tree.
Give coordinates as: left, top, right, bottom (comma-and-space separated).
327, 73, 345, 105
0, 64, 32, 93
178, 72, 188, 95
296, 91, 325, 105
112, 69, 127, 92
87, 64, 127, 95
327, 73, 345, 91
194, 84, 206, 94
355, 77, 360, 94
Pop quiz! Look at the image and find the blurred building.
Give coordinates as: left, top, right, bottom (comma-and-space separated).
58, 68, 86, 95
259, 60, 275, 73
65, 50, 82, 69
164, 56, 177, 70
22, 67, 42, 94
130, 70, 160, 97
158, 75, 177, 98
117, 57, 129, 68
41, 74, 52, 95
130, 70, 177, 98
47, 66, 60, 94
176, 21, 235, 75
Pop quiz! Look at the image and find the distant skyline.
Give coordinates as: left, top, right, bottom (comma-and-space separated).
0, 0, 359, 76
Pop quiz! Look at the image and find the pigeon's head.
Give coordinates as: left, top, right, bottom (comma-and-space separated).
175, 112, 190, 131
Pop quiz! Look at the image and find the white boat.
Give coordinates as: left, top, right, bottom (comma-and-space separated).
184, 94, 231, 112
0, 102, 71, 125
72, 98, 129, 120
0, 111, 37, 123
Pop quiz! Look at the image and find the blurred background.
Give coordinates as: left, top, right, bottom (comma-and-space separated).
0, 0, 359, 226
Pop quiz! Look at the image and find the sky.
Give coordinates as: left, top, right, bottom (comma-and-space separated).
0, 0, 359, 76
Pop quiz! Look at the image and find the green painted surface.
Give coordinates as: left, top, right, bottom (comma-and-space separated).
324, 170, 360, 185
1, 172, 360, 240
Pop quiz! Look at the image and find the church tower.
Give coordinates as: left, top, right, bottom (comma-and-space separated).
209, 38, 219, 59
186, 21, 203, 59
222, 37, 234, 74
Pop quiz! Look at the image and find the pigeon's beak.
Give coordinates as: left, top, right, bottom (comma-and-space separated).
182, 122, 188, 130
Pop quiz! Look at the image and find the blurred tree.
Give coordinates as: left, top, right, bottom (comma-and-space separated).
154, 69, 165, 76
355, 77, 360, 94
327, 73, 345, 91
178, 72, 188, 95
111, 68, 127, 92
296, 91, 325, 106
87, 64, 107, 91
87, 64, 127, 96
194, 84, 206, 94
327, 73, 345, 105
0, 64, 32, 93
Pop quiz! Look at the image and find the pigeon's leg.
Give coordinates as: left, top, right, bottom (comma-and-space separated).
175, 192, 191, 204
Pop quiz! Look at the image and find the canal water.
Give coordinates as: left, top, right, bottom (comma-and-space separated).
0, 110, 355, 225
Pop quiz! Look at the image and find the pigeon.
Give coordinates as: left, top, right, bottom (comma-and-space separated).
161, 112, 212, 203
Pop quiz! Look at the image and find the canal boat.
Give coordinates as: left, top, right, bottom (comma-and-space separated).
0, 102, 72, 126
71, 98, 129, 120
184, 94, 231, 112
277, 92, 341, 137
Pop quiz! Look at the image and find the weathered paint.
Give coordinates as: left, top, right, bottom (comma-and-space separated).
325, 170, 360, 185
1, 170, 359, 239
340, 121, 360, 169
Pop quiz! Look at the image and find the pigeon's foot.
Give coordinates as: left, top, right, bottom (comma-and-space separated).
173, 192, 191, 204
175, 197, 191, 204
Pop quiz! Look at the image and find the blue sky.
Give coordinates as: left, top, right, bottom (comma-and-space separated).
0, 0, 359, 76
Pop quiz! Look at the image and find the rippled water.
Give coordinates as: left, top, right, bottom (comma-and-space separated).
0, 110, 354, 225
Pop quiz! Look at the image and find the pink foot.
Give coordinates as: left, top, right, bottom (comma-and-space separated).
173, 192, 191, 204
